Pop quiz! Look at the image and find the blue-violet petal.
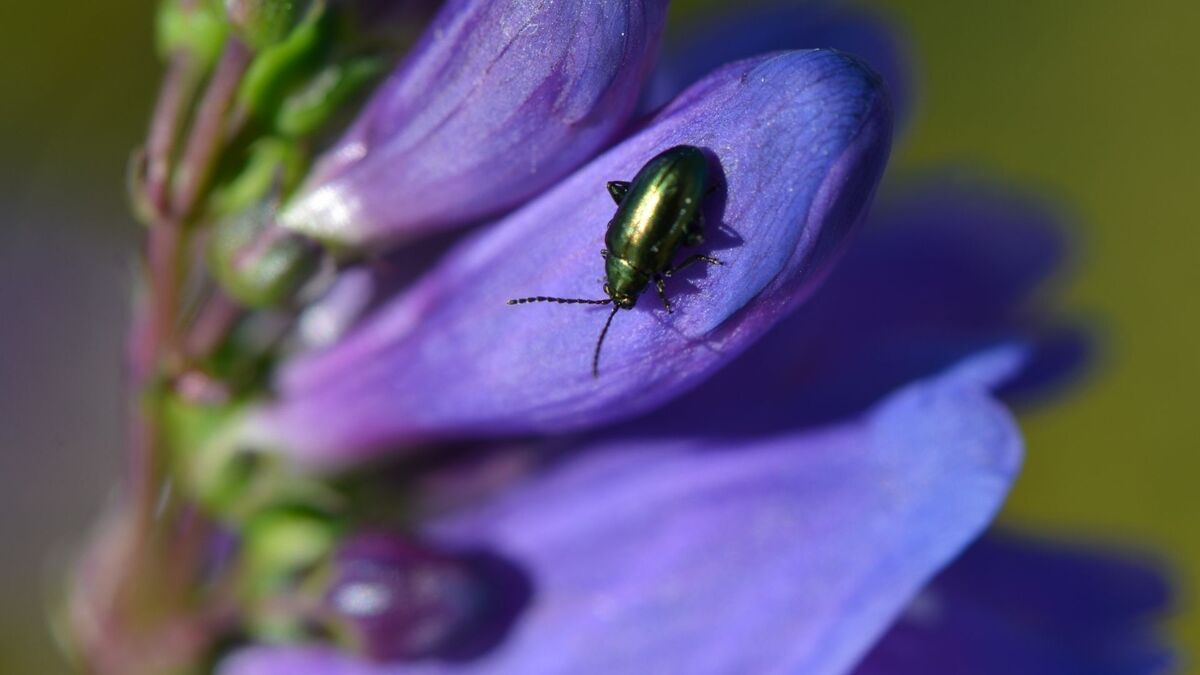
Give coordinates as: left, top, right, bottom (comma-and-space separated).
853, 531, 1175, 675
220, 349, 1023, 674
282, 0, 669, 246
249, 50, 892, 467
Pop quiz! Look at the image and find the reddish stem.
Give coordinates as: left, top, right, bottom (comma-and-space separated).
170, 40, 252, 220
144, 52, 200, 216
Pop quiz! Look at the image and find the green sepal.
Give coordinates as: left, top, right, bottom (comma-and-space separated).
165, 400, 343, 523
276, 57, 384, 138
237, 3, 334, 124
156, 0, 229, 68
242, 506, 342, 596
208, 203, 320, 307
208, 138, 305, 217
238, 504, 343, 642
161, 391, 237, 466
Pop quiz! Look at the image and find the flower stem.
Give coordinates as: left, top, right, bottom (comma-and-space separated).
145, 51, 201, 217
171, 39, 252, 221
73, 34, 257, 675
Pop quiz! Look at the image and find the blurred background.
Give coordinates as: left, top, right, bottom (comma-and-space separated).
0, 1, 1195, 671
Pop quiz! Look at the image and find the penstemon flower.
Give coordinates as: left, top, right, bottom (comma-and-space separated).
63, 0, 1172, 673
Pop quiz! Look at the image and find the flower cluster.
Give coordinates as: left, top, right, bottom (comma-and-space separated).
66, 0, 1172, 673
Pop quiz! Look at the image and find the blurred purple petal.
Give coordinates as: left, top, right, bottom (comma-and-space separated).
636, 176, 1086, 438
322, 534, 531, 661
219, 349, 1023, 674
248, 50, 891, 467
282, 0, 669, 246
645, 3, 910, 123
853, 531, 1175, 675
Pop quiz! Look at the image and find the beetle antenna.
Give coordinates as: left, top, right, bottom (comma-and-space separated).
508, 296, 611, 305
592, 304, 620, 378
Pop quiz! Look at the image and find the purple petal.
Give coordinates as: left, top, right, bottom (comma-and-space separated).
247, 50, 892, 467
853, 531, 1175, 675
218, 349, 1023, 674
281, 0, 669, 246
646, 3, 911, 124
635, 177, 1085, 438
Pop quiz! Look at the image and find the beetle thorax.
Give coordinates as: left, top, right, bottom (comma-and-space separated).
604, 255, 646, 309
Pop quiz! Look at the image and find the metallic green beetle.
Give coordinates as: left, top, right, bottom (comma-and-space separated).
508, 144, 723, 377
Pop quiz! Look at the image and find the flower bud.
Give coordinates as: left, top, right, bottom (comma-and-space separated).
236, 4, 336, 125
226, 0, 313, 50
209, 203, 320, 307
275, 57, 383, 138
244, 506, 341, 596
156, 0, 229, 68
322, 535, 530, 661
241, 507, 342, 641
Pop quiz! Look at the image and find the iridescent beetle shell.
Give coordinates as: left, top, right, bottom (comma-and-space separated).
509, 144, 722, 376
602, 145, 710, 308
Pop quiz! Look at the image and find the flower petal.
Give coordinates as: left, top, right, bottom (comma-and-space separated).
218, 349, 1022, 674
281, 0, 669, 246
250, 50, 892, 467
634, 176, 1087, 438
853, 531, 1175, 675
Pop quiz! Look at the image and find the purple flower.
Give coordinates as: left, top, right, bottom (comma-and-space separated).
204, 1, 1171, 673
280, 0, 670, 245
243, 47, 891, 466
855, 531, 1173, 674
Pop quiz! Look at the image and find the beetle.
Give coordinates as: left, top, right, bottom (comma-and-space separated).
508, 144, 723, 377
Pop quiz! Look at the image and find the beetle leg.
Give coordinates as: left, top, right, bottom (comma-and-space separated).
664, 254, 724, 278
606, 181, 631, 204
685, 212, 706, 247
653, 274, 673, 314
600, 249, 608, 258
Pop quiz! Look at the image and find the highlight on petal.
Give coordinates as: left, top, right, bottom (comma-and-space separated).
853, 531, 1175, 675
246, 49, 892, 467
218, 349, 1022, 674
281, 0, 669, 246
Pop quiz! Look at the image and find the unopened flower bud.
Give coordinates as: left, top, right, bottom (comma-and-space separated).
226, 0, 313, 49
209, 204, 320, 307
244, 507, 341, 596
236, 4, 335, 125
156, 0, 229, 68
322, 534, 530, 661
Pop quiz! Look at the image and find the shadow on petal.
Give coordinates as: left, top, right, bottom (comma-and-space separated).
622, 174, 1090, 441
853, 530, 1175, 675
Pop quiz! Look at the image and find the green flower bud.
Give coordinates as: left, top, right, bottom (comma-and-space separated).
241, 506, 342, 640
156, 0, 229, 68
225, 0, 313, 50
171, 403, 342, 522
276, 57, 383, 138
237, 4, 334, 124
243, 506, 341, 594
208, 138, 304, 216
209, 203, 320, 307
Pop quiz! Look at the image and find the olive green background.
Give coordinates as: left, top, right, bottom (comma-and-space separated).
0, 1, 1194, 671
868, 0, 1199, 659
